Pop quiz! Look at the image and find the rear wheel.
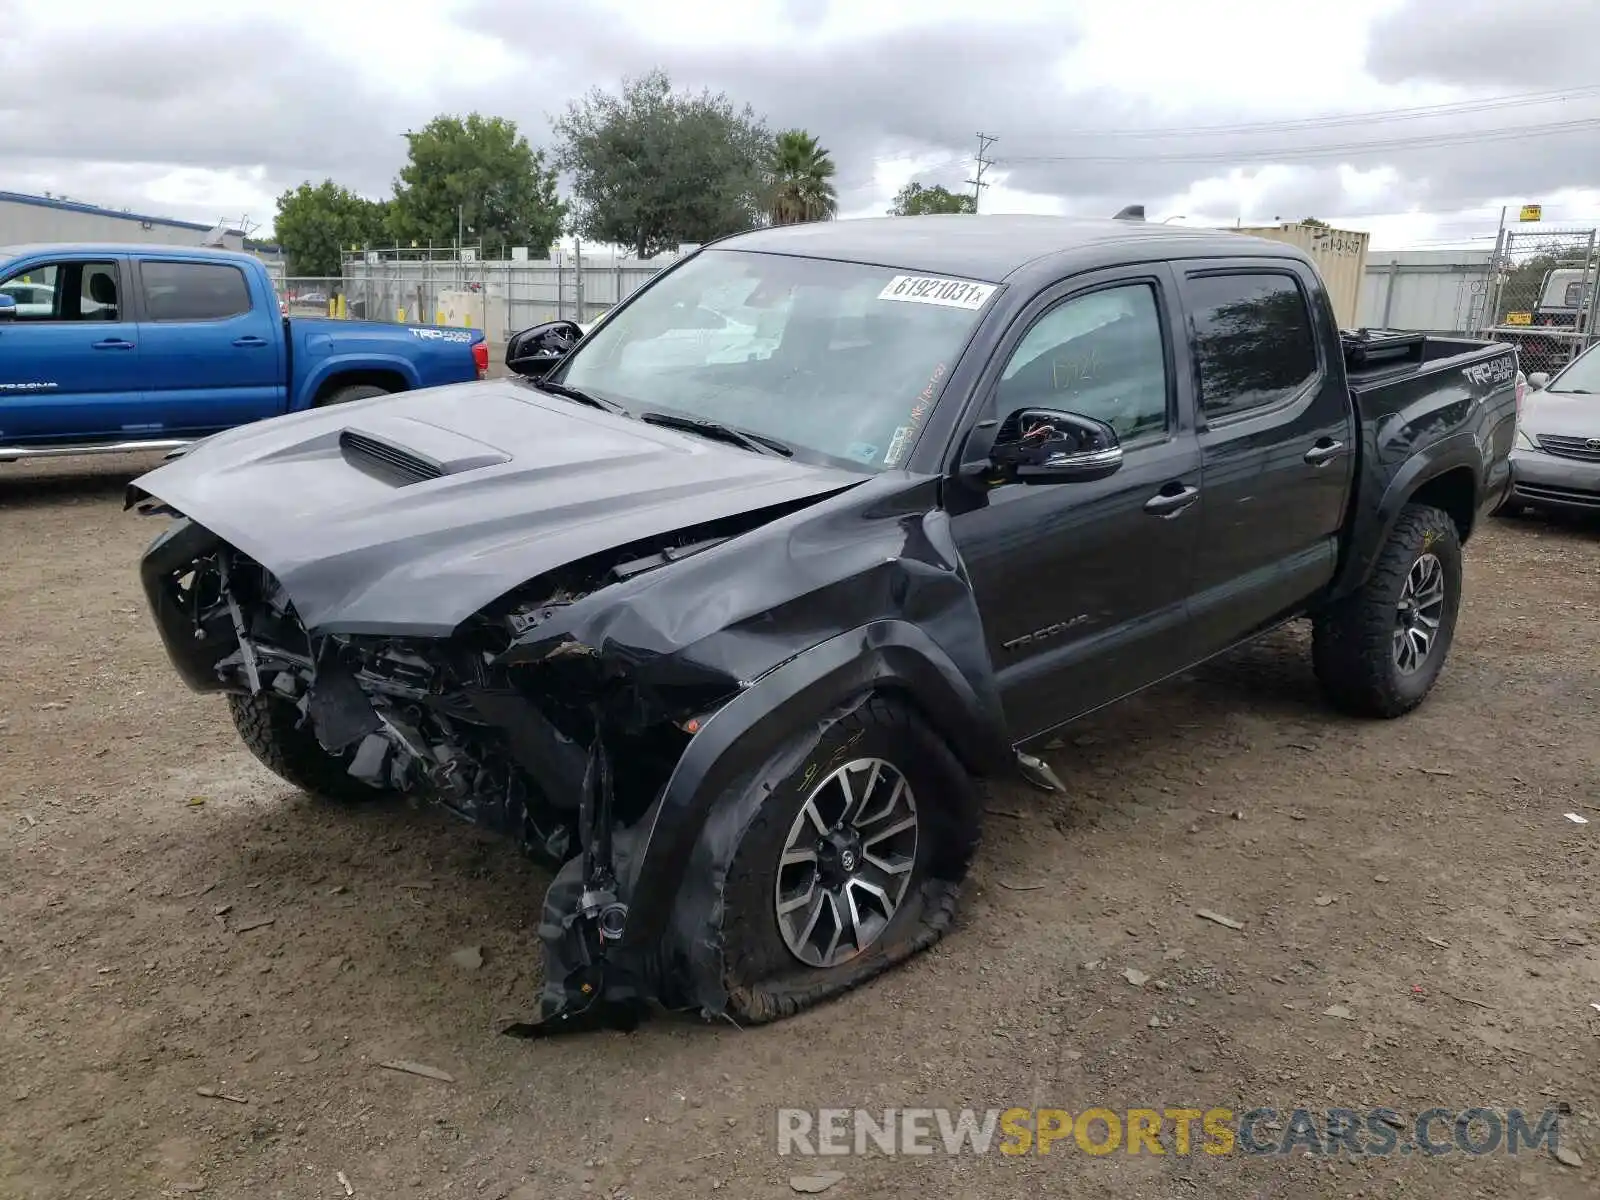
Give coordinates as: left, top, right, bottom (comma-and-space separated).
228, 692, 384, 803
1312, 503, 1463, 718
715, 695, 981, 1024
317, 383, 390, 407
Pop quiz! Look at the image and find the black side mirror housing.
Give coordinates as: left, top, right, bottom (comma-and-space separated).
962, 407, 1124, 486
506, 320, 585, 379
0, 294, 17, 322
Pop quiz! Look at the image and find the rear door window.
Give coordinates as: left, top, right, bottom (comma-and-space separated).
139, 261, 252, 321
1183, 271, 1319, 420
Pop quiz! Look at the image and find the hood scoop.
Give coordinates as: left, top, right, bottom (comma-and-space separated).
337, 416, 512, 486
340, 430, 444, 484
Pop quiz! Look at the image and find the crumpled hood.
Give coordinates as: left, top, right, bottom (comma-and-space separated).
129, 379, 864, 636
1521, 389, 1600, 439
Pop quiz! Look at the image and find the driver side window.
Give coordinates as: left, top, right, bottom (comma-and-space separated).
994, 283, 1170, 441
0, 260, 121, 322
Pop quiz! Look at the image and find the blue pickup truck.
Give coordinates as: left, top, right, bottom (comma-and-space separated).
0, 243, 488, 461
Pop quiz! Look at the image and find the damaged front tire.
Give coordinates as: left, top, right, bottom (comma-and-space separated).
229, 692, 388, 804
715, 695, 981, 1024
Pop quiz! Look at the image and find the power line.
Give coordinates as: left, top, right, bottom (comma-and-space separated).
1009, 83, 1600, 141
864, 84, 1600, 176
966, 133, 998, 212
998, 116, 1600, 166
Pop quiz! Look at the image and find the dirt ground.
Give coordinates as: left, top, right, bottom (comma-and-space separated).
2, 454, 1597, 1200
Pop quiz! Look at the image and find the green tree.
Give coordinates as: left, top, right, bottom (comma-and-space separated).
887, 181, 976, 216
273, 180, 389, 276
767, 129, 837, 225
1301, 217, 1330, 228
389, 113, 564, 255
553, 68, 772, 259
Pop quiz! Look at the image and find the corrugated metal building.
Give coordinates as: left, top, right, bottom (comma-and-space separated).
1357, 248, 1497, 334
0, 190, 254, 252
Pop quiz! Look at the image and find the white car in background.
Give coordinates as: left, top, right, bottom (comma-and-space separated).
0, 279, 55, 317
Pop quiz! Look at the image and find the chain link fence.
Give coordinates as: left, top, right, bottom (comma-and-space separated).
270, 249, 677, 369
1481, 226, 1600, 377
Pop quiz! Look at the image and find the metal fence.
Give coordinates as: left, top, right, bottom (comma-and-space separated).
270, 249, 679, 346
276, 222, 1600, 379
1479, 226, 1600, 377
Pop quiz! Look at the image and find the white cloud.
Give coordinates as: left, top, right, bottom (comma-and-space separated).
1, 0, 1598, 248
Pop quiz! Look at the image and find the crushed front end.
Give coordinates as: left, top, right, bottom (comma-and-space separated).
138, 514, 747, 1034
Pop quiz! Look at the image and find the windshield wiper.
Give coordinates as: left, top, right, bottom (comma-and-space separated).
534, 379, 629, 415
1551, 386, 1593, 394
638, 411, 793, 457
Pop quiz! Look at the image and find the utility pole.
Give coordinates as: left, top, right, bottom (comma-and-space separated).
967, 133, 998, 213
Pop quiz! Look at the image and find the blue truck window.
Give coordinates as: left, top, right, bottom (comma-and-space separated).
140, 261, 251, 322
0, 260, 120, 322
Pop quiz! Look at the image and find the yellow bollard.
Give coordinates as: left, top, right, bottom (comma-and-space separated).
435, 310, 445, 325
463, 313, 472, 328
327, 297, 335, 317
336, 294, 347, 319
397, 308, 405, 323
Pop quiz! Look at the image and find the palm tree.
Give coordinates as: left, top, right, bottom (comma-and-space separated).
767, 129, 838, 225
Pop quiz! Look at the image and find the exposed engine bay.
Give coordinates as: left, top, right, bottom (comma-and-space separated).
141, 514, 770, 1031
188, 529, 731, 844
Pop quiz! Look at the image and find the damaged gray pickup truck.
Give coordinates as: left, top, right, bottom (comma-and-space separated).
128, 214, 1519, 1036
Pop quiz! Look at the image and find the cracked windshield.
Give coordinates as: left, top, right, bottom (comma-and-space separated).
553, 249, 995, 470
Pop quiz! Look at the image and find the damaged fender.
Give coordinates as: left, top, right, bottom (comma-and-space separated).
495, 474, 1016, 1029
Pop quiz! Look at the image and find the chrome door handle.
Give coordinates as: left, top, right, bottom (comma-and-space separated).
1305, 440, 1346, 466
1144, 485, 1200, 516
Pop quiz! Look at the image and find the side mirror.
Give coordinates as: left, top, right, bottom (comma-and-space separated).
964, 408, 1123, 485
506, 319, 585, 380
0, 293, 16, 321
1527, 371, 1550, 391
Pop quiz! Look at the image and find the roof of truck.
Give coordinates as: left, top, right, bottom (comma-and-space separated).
711, 214, 1303, 283
0, 242, 265, 265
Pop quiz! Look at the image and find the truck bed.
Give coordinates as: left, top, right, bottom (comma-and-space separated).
1340, 328, 1510, 394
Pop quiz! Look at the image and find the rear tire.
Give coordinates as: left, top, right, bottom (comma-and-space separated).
715, 695, 981, 1024
228, 692, 384, 804
317, 383, 390, 407
1311, 503, 1463, 718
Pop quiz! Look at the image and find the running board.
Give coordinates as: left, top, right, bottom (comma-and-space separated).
1015, 751, 1066, 794
0, 438, 193, 462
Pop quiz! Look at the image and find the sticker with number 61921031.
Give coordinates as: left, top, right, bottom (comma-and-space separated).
877, 275, 997, 310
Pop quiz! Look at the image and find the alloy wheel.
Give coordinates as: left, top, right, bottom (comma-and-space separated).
774, 757, 919, 969
1392, 552, 1446, 675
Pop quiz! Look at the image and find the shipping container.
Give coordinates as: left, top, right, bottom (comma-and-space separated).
1225, 222, 1370, 328
1357, 249, 1498, 334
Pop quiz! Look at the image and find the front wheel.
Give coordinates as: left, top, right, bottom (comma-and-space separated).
712, 695, 982, 1024
228, 692, 386, 803
1311, 503, 1463, 718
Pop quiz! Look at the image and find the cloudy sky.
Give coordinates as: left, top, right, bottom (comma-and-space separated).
3, 0, 1599, 250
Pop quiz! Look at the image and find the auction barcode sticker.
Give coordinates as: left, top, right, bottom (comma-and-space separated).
878, 275, 997, 310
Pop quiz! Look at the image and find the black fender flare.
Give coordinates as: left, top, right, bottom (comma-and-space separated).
616, 619, 1013, 954
1331, 433, 1483, 600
